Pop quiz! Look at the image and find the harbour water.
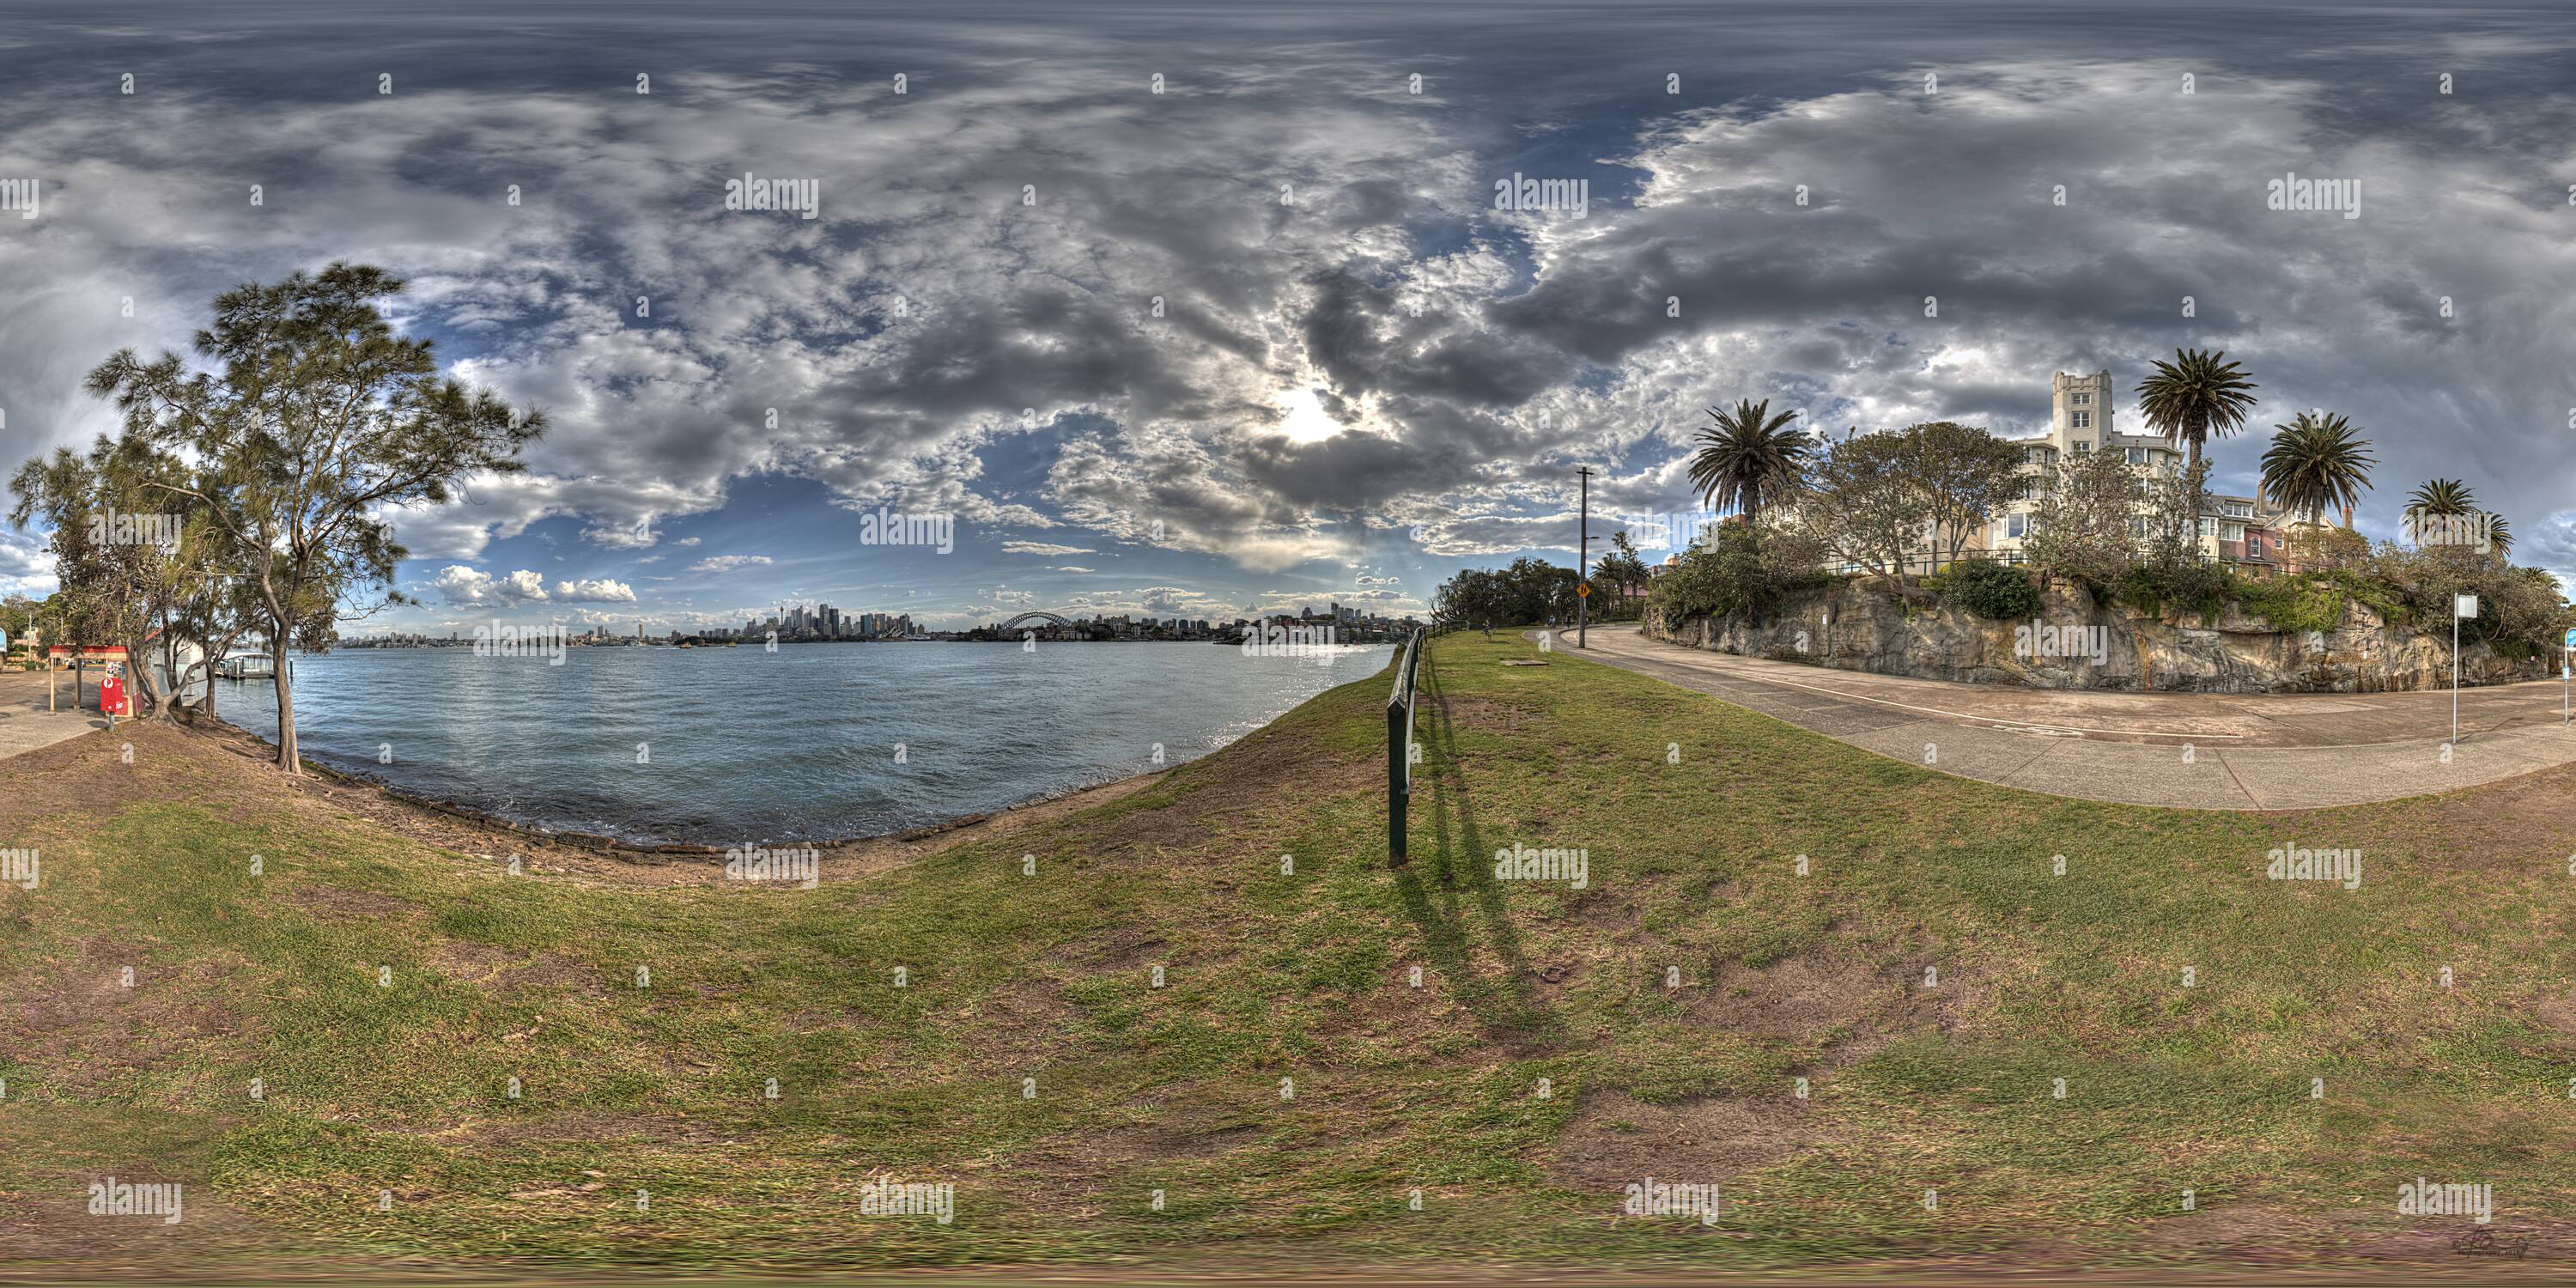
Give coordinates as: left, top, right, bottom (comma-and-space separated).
217, 641, 1387, 844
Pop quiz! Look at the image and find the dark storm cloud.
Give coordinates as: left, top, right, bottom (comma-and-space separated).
1, 1, 2570, 605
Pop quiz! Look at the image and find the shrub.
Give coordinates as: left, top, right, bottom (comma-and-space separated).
2110, 561, 2230, 620
1931, 557, 2043, 620
1645, 525, 1812, 629
2226, 574, 2347, 634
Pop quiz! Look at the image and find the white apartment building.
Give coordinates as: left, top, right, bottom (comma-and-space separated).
1805, 369, 2294, 578
1981, 370, 2288, 572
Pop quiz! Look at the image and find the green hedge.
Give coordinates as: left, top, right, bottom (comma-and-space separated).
1929, 558, 2043, 621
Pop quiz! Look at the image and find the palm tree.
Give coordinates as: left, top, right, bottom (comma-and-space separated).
2403, 478, 2477, 549
2486, 513, 2513, 555
2257, 411, 2373, 529
2134, 349, 2259, 471
1687, 398, 1814, 527
2405, 477, 2475, 520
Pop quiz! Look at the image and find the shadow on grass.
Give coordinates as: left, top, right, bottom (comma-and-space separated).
1390, 634, 1564, 1052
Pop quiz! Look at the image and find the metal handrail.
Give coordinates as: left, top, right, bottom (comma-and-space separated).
1386, 628, 1425, 866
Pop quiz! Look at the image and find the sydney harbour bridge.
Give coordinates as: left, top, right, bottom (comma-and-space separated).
993, 611, 1077, 631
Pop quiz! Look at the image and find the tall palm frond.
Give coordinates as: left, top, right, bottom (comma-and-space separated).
1686, 398, 1814, 527
2135, 349, 2259, 470
2405, 478, 2475, 519
2257, 411, 2373, 529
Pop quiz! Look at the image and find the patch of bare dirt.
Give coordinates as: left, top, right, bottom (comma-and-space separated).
2525, 993, 2576, 1038
1430, 695, 1539, 735
2128, 1202, 2572, 1268
1686, 942, 1990, 1065
969, 975, 1084, 1058
1055, 934, 1168, 973
283, 884, 421, 920
0, 719, 301, 841
1078, 731, 1378, 860
1288, 962, 1546, 1066
494, 950, 610, 997
1007, 1096, 1269, 1212
0, 936, 252, 1099
0, 1154, 319, 1268
1546, 1088, 1813, 1195
1694, 952, 1886, 1045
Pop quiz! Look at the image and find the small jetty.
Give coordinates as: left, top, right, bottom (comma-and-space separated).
217, 654, 289, 681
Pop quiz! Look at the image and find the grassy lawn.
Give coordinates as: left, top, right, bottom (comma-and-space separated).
3, 628, 2573, 1275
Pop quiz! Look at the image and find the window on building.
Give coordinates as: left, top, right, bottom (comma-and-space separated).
2070, 410, 2093, 429
2221, 522, 2245, 541
2072, 440, 2091, 453
2070, 392, 2091, 406
2198, 518, 2217, 538
2006, 513, 2031, 539
2126, 447, 2147, 465
2223, 501, 2252, 518
2129, 516, 2149, 538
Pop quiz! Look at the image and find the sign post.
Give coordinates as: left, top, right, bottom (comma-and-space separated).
2452, 594, 2478, 746
2563, 626, 2573, 726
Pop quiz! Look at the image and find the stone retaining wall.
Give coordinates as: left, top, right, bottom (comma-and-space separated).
1644, 580, 2546, 693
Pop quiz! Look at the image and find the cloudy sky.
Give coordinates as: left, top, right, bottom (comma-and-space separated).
3, 0, 2572, 631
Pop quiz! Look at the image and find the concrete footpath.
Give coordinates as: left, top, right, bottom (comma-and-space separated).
0, 669, 112, 762
1552, 624, 2576, 811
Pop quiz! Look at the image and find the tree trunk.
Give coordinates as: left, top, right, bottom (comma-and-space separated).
148, 628, 182, 724
124, 629, 165, 721
183, 628, 242, 724
270, 633, 300, 775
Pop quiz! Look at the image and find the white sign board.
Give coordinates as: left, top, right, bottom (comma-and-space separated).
2453, 594, 2479, 619
2565, 627, 2576, 650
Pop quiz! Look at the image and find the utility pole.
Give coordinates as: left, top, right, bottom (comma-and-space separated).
1576, 466, 1593, 649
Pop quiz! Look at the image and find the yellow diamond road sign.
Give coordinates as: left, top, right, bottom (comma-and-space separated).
1577, 582, 1592, 598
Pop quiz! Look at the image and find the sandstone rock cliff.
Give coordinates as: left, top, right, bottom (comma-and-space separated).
1643, 580, 2543, 693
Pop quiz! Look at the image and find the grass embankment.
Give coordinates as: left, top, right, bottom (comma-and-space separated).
3, 629, 2575, 1275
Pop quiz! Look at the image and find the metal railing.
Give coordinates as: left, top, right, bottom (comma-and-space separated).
1386, 628, 1425, 866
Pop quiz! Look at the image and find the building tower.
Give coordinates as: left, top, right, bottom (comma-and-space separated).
2050, 370, 2114, 451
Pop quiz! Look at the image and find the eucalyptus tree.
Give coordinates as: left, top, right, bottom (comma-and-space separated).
82, 264, 544, 769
